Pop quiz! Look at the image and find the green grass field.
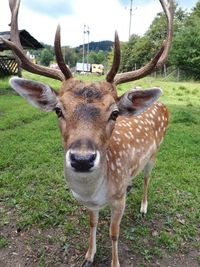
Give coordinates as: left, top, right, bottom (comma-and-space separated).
0, 72, 200, 266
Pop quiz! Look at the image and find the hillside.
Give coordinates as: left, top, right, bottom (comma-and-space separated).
76, 40, 113, 52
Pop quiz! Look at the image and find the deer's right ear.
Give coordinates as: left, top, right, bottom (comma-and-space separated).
10, 77, 58, 112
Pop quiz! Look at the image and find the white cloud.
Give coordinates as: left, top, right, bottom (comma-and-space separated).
58, 0, 163, 46
0, 0, 196, 48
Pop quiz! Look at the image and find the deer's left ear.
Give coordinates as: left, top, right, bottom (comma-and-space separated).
118, 88, 162, 116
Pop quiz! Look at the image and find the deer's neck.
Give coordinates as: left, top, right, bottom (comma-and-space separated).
64, 160, 108, 209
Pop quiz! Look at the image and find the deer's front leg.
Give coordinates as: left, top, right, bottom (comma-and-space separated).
82, 209, 99, 267
140, 154, 156, 215
110, 196, 126, 267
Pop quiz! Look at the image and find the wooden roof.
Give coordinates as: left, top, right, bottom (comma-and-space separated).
0, 29, 44, 51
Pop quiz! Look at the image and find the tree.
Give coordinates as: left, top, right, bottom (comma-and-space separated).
191, 1, 200, 17
120, 35, 140, 72
89, 50, 107, 65
169, 5, 200, 79
40, 49, 54, 66
120, 3, 189, 75
62, 46, 77, 68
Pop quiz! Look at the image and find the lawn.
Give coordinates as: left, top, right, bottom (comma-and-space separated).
0, 72, 200, 267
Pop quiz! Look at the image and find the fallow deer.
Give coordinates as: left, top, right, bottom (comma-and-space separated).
1, 0, 173, 266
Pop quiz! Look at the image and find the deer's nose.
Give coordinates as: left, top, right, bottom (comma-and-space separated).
69, 152, 97, 172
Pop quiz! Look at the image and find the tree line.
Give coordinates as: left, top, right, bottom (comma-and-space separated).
31, 41, 113, 70
32, 1, 200, 80
120, 1, 200, 80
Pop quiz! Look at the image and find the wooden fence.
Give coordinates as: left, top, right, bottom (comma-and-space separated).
0, 55, 18, 77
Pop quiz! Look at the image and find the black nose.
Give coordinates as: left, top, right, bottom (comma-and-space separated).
70, 152, 97, 172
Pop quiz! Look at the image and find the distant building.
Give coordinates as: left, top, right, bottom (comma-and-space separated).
76, 62, 91, 73
76, 62, 104, 75
91, 64, 104, 75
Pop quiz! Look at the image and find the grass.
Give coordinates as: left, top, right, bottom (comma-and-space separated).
0, 72, 200, 266
0, 237, 9, 249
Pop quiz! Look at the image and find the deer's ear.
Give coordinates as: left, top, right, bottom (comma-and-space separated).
118, 88, 162, 116
10, 77, 58, 112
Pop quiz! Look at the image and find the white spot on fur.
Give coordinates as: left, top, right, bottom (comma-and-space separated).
129, 132, 134, 139
149, 113, 154, 118
125, 133, 131, 139
111, 163, 116, 171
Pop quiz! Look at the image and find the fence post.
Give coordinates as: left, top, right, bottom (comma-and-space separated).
177, 68, 180, 82
164, 64, 167, 78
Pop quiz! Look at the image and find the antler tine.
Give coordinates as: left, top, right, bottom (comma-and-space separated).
4, 0, 65, 81
0, 37, 65, 81
113, 0, 174, 86
114, 44, 165, 85
9, 0, 22, 49
155, 0, 174, 69
106, 31, 121, 83
54, 25, 73, 80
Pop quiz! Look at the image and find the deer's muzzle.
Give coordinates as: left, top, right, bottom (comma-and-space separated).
66, 139, 100, 172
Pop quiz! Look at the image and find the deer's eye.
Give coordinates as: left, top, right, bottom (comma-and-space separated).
110, 110, 119, 121
55, 107, 63, 118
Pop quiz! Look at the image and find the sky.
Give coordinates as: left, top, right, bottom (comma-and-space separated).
0, 0, 198, 47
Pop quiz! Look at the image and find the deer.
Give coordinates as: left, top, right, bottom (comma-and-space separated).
1, 0, 173, 266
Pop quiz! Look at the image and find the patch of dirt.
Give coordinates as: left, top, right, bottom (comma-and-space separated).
157, 250, 200, 267
0, 208, 199, 267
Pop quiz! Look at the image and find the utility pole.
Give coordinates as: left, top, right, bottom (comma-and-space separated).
129, 0, 133, 40
82, 25, 90, 73
86, 26, 90, 72
82, 24, 86, 72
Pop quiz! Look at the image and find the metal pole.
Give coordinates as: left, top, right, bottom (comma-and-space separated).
82, 25, 86, 72
177, 67, 180, 82
129, 0, 133, 40
63, 47, 65, 64
87, 26, 90, 72
164, 64, 167, 78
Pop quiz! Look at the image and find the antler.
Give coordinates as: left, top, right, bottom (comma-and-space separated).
0, 0, 73, 81
106, 0, 174, 85
155, 0, 174, 69
106, 31, 121, 83
54, 25, 73, 80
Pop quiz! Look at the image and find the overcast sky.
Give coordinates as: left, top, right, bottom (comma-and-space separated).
0, 0, 198, 47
